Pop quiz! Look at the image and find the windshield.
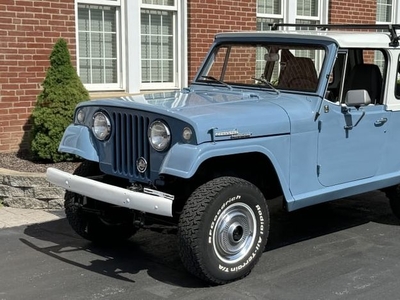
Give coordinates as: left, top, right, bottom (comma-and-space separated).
195, 43, 325, 93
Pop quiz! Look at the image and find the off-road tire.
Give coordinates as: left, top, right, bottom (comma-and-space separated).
178, 176, 269, 285
64, 160, 137, 243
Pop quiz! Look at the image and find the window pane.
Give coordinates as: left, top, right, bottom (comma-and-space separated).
162, 13, 173, 35
142, 0, 174, 5
257, 0, 281, 15
297, 0, 318, 17
105, 60, 117, 82
151, 36, 161, 59
151, 60, 161, 82
78, 4, 119, 85
142, 60, 150, 82
141, 35, 149, 59
79, 59, 90, 83
163, 36, 173, 58
163, 60, 173, 82
91, 8, 103, 32
376, 0, 392, 22
91, 32, 103, 58
78, 32, 90, 57
78, 7, 89, 31
92, 59, 104, 84
141, 13, 150, 34
151, 13, 162, 34
104, 33, 117, 58
141, 9, 174, 84
104, 9, 117, 31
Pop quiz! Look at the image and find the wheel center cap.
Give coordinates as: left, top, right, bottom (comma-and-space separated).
230, 223, 244, 242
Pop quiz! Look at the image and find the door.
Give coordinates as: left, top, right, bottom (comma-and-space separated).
317, 100, 389, 186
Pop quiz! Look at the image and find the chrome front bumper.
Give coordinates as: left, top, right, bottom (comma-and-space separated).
46, 168, 173, 217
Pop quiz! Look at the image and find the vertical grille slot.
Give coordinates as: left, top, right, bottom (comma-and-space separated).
112, 112, 150, 180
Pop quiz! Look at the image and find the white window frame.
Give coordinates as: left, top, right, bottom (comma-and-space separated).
257, 0, 284, 21
140, 3, 178, 90
126, 1, 186, 93
75, 0, 125, 91
375, 1, 397, 73
295, 0, 319, 22
256, 0, 328, 29
376, 0, 395, 23
256, 0, 284, 31
139, 1, 178, 90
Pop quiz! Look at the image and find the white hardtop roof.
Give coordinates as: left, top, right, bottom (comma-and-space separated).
215, 30, 394, 49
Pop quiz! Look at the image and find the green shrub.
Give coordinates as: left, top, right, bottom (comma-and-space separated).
31, 38, 89, 162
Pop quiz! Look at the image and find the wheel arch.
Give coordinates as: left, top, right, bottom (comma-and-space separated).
160, 140, 293, 203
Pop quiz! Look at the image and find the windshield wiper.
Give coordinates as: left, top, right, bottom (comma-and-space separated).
200, 75, 233, 90
252, 77, 280, 95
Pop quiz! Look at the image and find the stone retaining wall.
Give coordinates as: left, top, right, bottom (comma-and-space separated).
0, 168, 65, 209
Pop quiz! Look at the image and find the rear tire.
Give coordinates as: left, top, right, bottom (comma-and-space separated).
65, 160, 137, 243
178, 176, 269, 285
385, 185, 400, 219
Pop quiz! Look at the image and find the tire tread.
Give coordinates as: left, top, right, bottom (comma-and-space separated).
178, 176, 268, 285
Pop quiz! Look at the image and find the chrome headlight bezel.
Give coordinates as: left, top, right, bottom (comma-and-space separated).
92, 111, 111, 141
148, 120, 171, 151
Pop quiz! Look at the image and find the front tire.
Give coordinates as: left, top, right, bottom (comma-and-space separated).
65, 160, 137, 243
178, 177, 269, 285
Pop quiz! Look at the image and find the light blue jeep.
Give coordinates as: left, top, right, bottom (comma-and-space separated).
47, 24, 400, 284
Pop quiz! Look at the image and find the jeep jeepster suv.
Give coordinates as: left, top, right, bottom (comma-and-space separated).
47, 23, 400, 285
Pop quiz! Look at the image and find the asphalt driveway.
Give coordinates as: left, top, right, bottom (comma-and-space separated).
1, 190, 400, 300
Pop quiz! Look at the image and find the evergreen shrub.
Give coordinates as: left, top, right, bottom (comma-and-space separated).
31, 38, 89, 162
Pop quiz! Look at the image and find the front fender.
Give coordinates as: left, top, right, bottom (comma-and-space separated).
160, 136, 293, 202
58, 125, 99, 162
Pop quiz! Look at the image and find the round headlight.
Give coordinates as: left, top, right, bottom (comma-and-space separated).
92, 112, 111, 140
148, 120, 171, 151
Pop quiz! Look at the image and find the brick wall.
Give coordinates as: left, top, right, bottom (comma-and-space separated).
187, 0, 257, 82
0, 0, 76, 153
329, 0, 377, 24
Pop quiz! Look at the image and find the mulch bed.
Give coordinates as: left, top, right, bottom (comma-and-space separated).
0, 151, 81, 174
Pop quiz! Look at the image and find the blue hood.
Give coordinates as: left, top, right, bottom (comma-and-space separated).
80, 88, 293, 143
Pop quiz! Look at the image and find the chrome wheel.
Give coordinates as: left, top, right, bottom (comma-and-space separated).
213, 202, 257, 264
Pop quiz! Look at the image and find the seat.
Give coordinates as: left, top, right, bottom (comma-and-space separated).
343, 64, 382, 104
277, 57, 318, 91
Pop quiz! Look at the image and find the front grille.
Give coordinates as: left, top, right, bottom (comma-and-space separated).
112, 112, 150, 180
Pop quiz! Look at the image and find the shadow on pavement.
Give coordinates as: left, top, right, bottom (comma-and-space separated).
266, 190, 400, 250
21, 190, 399, 287
21, 217, 205, 288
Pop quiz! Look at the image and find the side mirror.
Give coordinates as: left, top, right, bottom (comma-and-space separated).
344, 89, 371, 107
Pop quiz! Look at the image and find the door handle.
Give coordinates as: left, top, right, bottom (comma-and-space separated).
374, 117, 388, 126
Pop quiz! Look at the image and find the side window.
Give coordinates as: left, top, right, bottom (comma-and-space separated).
325, 52, 347, 103
338, 49, 385, 105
